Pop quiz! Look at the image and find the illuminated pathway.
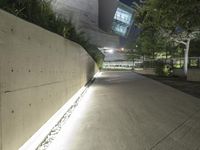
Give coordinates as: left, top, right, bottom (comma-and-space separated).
48, 71, 200, 150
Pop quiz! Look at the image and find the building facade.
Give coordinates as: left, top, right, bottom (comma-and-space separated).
112, 2, 134, 37
52, 0, 120, 48
99, 0, 134, 37
52, 0, 137, 62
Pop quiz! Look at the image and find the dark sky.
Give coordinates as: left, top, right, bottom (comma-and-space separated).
119, 0, 135, 6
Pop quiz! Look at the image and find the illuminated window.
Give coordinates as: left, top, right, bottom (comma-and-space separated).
112, 22, 128, 36
114, 8, 132, 25
112, 7, 133, 36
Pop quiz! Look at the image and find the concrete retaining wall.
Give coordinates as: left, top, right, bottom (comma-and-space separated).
187, 69, 200, 81
0, 10, 98, 150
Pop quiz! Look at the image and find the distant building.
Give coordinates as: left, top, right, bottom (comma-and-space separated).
111, 2, 134, 37
99, 0, 134, 38
52, 0, 138, 62
51, 0, 120, 48
98, 0, 136, 61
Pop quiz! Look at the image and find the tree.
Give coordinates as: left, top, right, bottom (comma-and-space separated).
134, 0, 200, 75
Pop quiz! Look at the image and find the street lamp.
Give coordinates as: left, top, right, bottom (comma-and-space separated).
108, 49, 114, 54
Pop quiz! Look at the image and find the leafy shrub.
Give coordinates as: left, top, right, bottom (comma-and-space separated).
0, 0, 104, 67
155, 60, 172, 76
84, 44, 104, 69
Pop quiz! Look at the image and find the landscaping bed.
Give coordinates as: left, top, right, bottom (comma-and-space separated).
143, 74, 200, 99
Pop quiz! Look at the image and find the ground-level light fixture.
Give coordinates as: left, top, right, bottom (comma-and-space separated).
19, 72, 102, 150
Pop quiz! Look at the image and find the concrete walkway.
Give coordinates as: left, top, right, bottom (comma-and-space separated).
48, 71, 200, 150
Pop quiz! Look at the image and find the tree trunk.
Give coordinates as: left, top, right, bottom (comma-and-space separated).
132, 56, 135, 69
184, 39, 191, 76
152, 49, 155, 59
165, 48, 168, 63
143, 55, 145, 69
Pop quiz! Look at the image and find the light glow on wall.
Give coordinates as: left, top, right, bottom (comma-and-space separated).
19, 72, 102, 150
47, 86, 96, 150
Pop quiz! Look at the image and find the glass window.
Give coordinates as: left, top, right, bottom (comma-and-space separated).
114, 8, 132, 25
112, 23, 128, 36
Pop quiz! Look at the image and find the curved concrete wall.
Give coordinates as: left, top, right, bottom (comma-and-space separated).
0, 10, 98, 150
53, 0, 99, 28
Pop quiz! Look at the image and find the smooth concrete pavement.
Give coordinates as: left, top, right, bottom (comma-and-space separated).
48, 71, 200, 150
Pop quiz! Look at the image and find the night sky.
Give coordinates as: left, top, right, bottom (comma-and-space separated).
119, 0, 135, 6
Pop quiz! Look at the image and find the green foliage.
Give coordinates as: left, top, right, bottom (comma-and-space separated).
133, 28, 171, 59
190, 40, 200, 57
133, 0, 200, 69
135, 0, 200, 32
0, 0, 7, 8
125, 41, 142, 61
84, 44, 104, 68
155, 60, 172, 77
143, 61, 155, 68
137, 29, 157, 58
0, 0, 104, 67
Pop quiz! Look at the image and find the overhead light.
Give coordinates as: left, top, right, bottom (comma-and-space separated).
108, 49, 114, 54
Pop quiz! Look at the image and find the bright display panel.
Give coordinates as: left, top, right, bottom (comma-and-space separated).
112, 7, 133, 36
114, 8, 132, 25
